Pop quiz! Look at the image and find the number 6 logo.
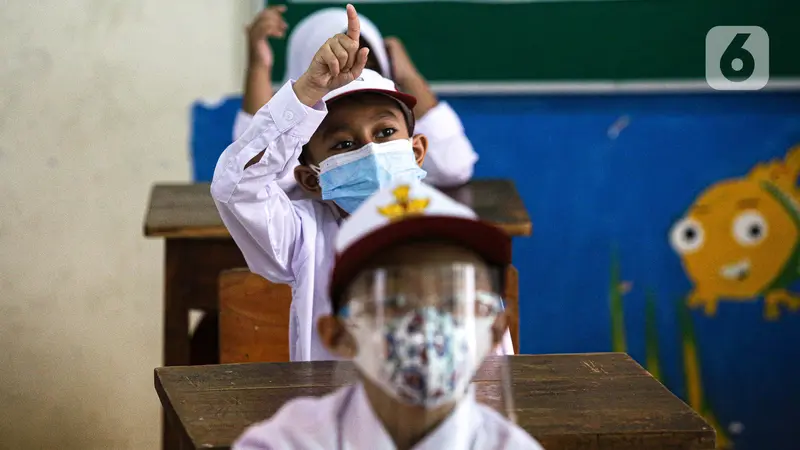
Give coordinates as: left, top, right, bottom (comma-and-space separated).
706, 26, 769, 91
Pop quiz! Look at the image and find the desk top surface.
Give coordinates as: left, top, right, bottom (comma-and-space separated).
144, 180, 532, 238
155, 354, 714, 450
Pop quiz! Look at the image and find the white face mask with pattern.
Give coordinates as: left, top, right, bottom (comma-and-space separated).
344, 296, 499, 408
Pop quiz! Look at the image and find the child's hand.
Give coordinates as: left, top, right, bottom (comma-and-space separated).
246, 5, 288, 68
385, 36, 438, 118
384, 37, 421, 87
294, 4, 369, 106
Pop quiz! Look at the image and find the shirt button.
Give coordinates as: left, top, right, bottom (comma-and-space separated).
284, 111, 295, 121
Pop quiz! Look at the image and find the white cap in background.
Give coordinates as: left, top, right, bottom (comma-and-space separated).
283, 8, 391, 83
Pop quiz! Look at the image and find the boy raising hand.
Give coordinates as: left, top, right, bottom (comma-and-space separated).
235, 5, 477, 191
211, 5, 514, 362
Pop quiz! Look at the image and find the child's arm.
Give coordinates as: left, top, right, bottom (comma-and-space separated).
212, 4, 369, 283
234, 6, 288, 140
385, 37, 478, 187
211, 81, 326, 283
231, 397, 326, 450
242, 6, 287, 116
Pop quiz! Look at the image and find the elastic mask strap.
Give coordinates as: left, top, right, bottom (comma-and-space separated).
319, 145, 375, 173
309, 164, 320, 175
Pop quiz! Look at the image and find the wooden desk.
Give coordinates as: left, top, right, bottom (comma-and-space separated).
144, 180, 531, 449
155, 354, 715, 450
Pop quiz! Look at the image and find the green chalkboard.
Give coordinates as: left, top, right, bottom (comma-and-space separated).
266, 0, 799, 85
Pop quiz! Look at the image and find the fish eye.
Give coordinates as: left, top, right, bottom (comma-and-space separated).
732, 210, 768, 246
670, 217, 705, 254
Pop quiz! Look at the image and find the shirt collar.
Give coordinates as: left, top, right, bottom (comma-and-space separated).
343, 383, 480, 450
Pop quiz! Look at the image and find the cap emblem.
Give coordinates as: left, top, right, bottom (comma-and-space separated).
377, 185, 430, 221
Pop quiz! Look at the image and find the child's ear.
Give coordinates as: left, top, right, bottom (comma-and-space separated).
411, 134, 428, 167
295, 165, 322, 198
317, 315, 357, 358
491, 312, 508, 348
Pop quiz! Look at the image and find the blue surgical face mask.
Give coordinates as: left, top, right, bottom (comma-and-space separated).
312, 139, 427, 214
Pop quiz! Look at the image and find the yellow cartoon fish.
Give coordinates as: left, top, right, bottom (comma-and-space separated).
669, 145, 800, 320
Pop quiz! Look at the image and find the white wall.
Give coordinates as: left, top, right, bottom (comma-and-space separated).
0, 2, 248, 448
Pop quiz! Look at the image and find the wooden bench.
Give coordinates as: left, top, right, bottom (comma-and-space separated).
218, 269, 292, 363
155, 354, 715, 450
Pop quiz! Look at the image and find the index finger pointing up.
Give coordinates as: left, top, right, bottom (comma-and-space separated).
345, 4, 360, 42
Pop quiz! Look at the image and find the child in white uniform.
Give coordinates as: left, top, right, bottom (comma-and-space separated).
212, 5, 512, 361
236, 5, 477, 190
233, 180, 542, 450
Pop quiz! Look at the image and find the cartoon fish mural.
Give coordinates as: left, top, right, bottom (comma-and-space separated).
669, 145, 800, 320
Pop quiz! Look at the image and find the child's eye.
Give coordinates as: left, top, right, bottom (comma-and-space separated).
332, 140, 355, 150
376, 128, 397, 139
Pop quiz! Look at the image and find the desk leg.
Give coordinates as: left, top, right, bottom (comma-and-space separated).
160, 238, 247, 450
505, 265, 520, 353
164, 240, 191, 366
163, 240, 190, 450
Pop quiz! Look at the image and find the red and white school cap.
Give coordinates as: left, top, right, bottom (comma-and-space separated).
322, 68, 416, 109
329, 180, 512, 301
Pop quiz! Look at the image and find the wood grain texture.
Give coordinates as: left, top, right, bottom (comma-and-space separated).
155, 354, 715, 450
144, 180, 532, 238
219, 269, 293, 363
162, 240, 246, 450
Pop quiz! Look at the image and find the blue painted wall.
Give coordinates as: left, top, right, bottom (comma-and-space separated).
192, 92, 800, 449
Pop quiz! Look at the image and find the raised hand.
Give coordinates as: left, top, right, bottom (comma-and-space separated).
295, 4, 369, 106
384, 37, 421, 86
247, 5, 288, 67
384, 36, 438, 118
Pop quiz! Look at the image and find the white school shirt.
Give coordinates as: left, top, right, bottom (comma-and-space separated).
232, 100, 478, 191
233, 382, 545, 450
212, 81, 514, 361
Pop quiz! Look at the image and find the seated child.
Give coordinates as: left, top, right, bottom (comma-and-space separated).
233, 180, 543, 450
211, 5, 512, 361
236, 5, 477, 190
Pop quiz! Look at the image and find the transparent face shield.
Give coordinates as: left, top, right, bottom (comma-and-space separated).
333, 263, 516, 445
